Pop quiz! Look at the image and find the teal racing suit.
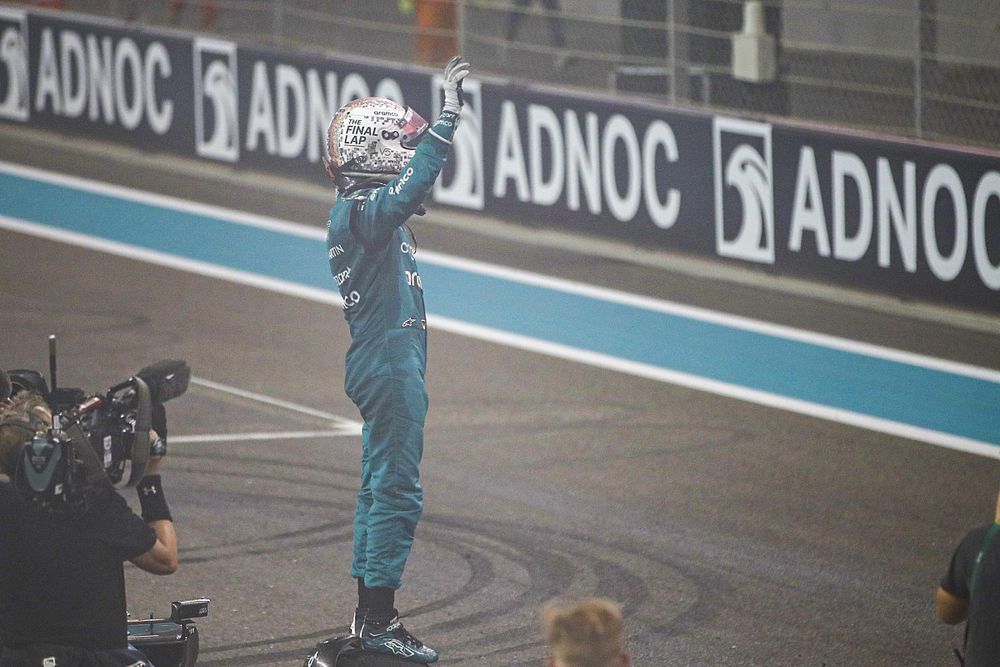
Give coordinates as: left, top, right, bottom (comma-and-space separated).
326, 109, 458, 590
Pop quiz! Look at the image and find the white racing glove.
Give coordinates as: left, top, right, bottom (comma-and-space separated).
442, 55, 471, 114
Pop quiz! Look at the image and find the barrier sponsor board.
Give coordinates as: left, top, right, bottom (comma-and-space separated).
15, 10, 194, 149
2, 7, 996, 312
759, 122, 1000, 306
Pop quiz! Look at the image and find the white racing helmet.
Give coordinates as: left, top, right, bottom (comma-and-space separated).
324, 97, 429, 189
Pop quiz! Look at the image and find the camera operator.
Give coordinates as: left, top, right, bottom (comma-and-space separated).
0, 379, 178, 667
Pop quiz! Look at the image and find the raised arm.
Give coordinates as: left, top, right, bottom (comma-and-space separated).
350, 56, 471, 246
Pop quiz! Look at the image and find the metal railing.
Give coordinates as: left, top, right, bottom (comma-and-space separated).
36, 0, 1000, 149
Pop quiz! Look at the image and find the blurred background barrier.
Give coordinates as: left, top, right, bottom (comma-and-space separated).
22, 0, 1000, 152
1, 0, 997, 313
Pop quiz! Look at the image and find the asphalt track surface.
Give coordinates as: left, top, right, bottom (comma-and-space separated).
1, 124, 999, 666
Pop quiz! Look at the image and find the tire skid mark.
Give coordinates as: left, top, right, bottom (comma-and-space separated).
180, 520, 350, 554
170, 446, 723, 664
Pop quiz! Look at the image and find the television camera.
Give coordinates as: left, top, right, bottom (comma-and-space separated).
2, 336, 190, 514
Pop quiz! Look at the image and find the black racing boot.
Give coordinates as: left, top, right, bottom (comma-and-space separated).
359, 611, 438, 663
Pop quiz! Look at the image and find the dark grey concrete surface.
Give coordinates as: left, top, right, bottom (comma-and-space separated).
1, 127, 998, 665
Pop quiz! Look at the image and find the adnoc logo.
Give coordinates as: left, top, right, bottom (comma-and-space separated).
713, 117, 775, 264
193, 37, 238, 162
0, 7, 28, 122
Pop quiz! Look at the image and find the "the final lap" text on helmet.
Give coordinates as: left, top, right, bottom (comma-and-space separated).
324, 97, 429, 190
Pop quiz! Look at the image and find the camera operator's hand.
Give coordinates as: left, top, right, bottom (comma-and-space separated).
151, 402, 166, 438
144, 425, 166, 476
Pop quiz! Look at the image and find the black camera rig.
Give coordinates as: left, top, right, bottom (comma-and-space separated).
3, 336, 190, 514
128, 599, 211, 667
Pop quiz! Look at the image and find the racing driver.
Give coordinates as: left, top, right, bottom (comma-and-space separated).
322, 55, 471, 663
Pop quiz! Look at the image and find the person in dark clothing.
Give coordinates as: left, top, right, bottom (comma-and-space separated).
168, 0, 217, 29
0, 388, 178, 667
937, 486, 1000, 666
504, 0, 569, 69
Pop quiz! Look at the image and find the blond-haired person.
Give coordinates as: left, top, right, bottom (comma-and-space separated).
542, 597, 631, 667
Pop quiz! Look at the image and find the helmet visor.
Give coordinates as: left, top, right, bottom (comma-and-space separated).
399, 107, 429, 150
